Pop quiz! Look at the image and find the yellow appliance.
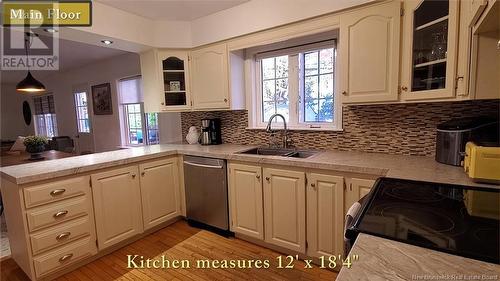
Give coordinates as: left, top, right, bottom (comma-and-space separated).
464, 142, 500, 184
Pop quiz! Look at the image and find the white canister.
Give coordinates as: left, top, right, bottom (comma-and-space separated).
186, 126, 200, 144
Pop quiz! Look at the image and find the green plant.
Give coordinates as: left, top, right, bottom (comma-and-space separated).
23, 135, 48, 148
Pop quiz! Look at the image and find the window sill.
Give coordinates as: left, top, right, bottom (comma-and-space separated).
245, 126, 343, 132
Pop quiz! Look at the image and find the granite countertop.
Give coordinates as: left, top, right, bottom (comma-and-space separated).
337, 234, 500, 280
0, 144, 497, 188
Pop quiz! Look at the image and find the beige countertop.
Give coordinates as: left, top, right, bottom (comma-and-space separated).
337, 234, 500, 280
0, 143, 497, 188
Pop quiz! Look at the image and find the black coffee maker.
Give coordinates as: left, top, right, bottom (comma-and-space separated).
200, 118, 222, 145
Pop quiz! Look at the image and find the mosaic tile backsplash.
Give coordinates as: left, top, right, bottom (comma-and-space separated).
181, 100, 499, 156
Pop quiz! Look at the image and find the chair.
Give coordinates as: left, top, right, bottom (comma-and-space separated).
51, 136, 75, 153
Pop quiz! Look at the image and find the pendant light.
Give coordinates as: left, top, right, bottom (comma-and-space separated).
16, 32, 46, 93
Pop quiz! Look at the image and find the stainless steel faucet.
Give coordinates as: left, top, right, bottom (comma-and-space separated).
266, 113, 289, 148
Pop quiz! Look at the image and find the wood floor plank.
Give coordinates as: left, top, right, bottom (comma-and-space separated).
0, 221, 337, 280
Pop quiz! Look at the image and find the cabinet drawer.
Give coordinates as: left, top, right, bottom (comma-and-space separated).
24, 176, 89, 208
30, 216, 93, 255
26, 196, 90, 232
33, 236, 97, 278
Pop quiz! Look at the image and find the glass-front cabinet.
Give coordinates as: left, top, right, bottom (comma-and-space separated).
401, 0, 459, 100
159, 52, 191, 110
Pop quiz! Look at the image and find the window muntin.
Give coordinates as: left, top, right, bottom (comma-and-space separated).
145, 113, 159, 145
302, 48, 335, 123
124, 103, 144, 145
255, 40, 338, 130
74, 91, 90, 133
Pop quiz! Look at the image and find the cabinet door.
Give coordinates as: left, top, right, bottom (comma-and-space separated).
344, 178, 376, 214
400, 0, 459, 100
190, 43, 230, 110
228, 163, 264, 240
306, 173, 344, 258
159, 51, 192, 111
263, 168, 306, 253
140, 49, 162, 113
339, 1, 401, 103
139, 158, 181, 230
91, 166, 143, 250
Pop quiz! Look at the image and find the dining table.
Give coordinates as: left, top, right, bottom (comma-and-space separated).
0, 150, 78, 167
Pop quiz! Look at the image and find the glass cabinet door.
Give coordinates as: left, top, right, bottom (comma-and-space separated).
162, 56, 188, 106
402, 0, 458, 99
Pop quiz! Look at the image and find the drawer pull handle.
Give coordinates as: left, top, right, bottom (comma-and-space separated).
59, 253, 73, 263
53, 210, 68, 218
50, 189, 66, 196
56, 232, 71, 241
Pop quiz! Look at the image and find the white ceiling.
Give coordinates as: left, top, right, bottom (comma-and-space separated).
95, 0, 250, 21
1, 35, 130, 84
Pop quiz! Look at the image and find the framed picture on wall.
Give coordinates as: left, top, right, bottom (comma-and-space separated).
91, 83, 113, 115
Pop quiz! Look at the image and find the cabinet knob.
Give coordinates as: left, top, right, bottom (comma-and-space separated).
401, 86, 408, 91
224, 98, 228, 102
56, 232, 71, 241
265, 177, 270, 182
311, 183, 316, 189
53, 210, 68, 218
342, 91, 347, 96
50, 189, 66, 196
131, 174, 136, 179
59, 253, 73, 263
161, 102, 165, 106
256, 175, 260, 180
141, 172, 146, 177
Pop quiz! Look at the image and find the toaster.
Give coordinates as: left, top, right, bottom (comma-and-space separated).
464, 142, 500, 184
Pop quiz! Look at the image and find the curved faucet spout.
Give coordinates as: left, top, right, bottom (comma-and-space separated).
266, 113, 288, 148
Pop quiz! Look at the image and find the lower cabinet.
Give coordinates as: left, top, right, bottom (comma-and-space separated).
306, 173, 344, 258
344, 178, 376, 213
228, 163, 264, 239
263, 168, 306, 253
91, 166, 143, 250
139, 158, 181, 230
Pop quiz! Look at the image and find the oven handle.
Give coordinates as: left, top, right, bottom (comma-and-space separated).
183, 161, 223, 169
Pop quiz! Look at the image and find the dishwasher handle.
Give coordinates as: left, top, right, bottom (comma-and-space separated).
184, 161, 224, 169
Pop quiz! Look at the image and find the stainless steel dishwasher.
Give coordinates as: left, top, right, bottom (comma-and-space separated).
183, 155, 229, 234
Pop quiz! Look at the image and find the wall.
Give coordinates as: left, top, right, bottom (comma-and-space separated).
1, 53, 182, 152
181, 100, 499, 156
0, 83, 35, 140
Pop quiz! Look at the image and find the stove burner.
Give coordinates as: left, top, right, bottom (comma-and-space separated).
383, 185, 445, 203
379, 205, 456, 233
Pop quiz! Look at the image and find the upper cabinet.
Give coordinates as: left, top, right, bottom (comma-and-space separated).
140, 43, 245, 112
160, 52, 192, 111
190, 43, 230, 110
339, 1, 401, 103
400, 0, 459, 100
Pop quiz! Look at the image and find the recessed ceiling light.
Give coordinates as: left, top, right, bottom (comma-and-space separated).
101, 40, 113, 45
43, 28, 58, 33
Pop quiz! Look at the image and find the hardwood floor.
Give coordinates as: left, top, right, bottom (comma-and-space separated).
1, 220, 337, 280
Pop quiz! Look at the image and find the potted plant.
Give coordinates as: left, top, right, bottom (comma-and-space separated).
23, 135, 48, 160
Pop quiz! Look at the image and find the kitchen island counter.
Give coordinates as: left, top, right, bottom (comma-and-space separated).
1, 144, 497, 189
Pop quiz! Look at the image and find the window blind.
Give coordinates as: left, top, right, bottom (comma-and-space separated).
33, 94, 55, 114
118, 76, 143, 104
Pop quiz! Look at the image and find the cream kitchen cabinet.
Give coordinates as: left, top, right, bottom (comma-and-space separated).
190, 43, 230, 110
91, 166, 143, 250
400, 0, 460, 101
139, 157, 181, 230
339, 1, 401, 104
344, 178, 376, 214
140, 49, 191, 112
306, 173, 344, 258
228, 163, 264, 240
263, 167, 306, 253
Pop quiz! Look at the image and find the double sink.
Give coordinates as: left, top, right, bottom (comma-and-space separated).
238, 147, 317, 159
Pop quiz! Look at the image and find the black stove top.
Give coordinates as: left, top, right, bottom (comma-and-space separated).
348, 178, 500, 264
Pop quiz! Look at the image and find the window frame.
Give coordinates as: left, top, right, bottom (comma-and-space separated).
34, 113, 58, 137
123, 102, 146, 146
73, 91, 91, 133
251, 39, 342, 131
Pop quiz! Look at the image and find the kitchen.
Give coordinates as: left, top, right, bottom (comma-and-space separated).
0, 0, 499, 280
